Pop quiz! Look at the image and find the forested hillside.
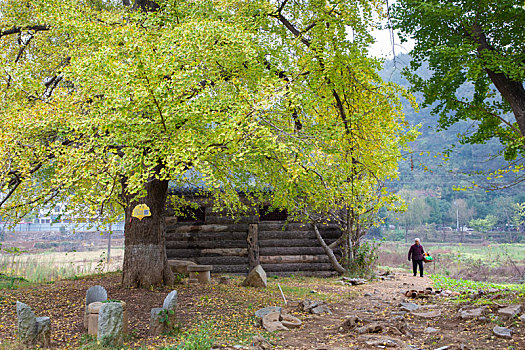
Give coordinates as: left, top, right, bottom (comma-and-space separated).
380, 54, 525, 239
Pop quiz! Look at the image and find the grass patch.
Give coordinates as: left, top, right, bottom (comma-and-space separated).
431, 274, 525, 293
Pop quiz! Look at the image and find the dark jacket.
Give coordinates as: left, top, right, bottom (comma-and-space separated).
408, 243, 425, 261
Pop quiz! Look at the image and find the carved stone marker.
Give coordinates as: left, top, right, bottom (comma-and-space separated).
84, 285, 107, 330
150, 290, 178, 336
187, 265, 213, 284
88, 301, 128, 336
16, 301, 50, 347
97, 302, 123, 346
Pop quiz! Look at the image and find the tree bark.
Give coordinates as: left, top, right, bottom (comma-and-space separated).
247, 223, 260, 270
121, 175, 174, 288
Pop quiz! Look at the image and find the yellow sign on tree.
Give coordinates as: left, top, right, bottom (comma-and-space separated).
132, 204, 151, 221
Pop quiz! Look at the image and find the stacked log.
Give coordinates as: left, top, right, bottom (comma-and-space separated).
165, 209, 341, 276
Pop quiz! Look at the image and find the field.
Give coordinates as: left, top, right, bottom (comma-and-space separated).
378, 241, 525, 283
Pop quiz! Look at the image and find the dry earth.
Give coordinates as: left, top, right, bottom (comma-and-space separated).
0, 272, 524, 349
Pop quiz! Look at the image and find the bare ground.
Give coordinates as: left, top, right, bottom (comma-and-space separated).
0, 272, 524, 349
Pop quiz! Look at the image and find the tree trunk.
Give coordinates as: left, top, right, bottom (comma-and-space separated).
312, 223, 346, 275
121, 176, 174, 288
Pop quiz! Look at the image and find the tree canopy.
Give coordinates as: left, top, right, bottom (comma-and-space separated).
391, 0, 525, 162
0, 0, 415, 285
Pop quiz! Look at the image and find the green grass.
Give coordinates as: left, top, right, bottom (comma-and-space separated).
431, 274, 525, 293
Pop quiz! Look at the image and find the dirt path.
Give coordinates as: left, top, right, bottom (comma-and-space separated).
275, 272, 525, 349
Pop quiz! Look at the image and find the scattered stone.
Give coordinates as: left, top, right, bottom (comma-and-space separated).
97, 302, 123, 346
364, 293, 372, 297
365, 339, 397, 347
16, 301, 51, 347
255, 306, 282, 321
241, 265, 267, 288
498, 304, 521, 319
251, 335, 272, 350
84, 285, 107, 330
435, 347, 450, 350
493, 326, 512, 339
341, 277, 367, 285
356, 322, 383, 334
280, 314, 302, 329
459, 307, 486, 320
399, 302, 419, 312
340, 315, 363, 332
262, 312, 288, 332
520, 314, 525, 323
299, 300, 332, 315
424, 327, 439, 334
411, 310, 441, 319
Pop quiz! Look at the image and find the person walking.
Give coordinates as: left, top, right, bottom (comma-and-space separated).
408, 238, 425, 277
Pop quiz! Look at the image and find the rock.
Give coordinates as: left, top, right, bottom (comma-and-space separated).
498, 304, 521, 319
411, 310, 441, 319
364, 338, 398, 347
424, 327, 439, 334
98, 302, 123, 346
281, 314, 302, 328
459, 307, 486, 320
520, 314, 525, 323
251, 335, 272, 350
299, 300, 332, 315
242, 265, 267, 288
399, 302, 419, 312
341, 277, 367, 285
356, 323, 383, 334
84, 285, 107, 330
219, 276, 230, 285
16, 301, 50, 347
493, 326, 512, 339
340, 315, 363, 332
35, 317, 51, 347
255, 307, 282, 322
16, 301, 37, 345
435, 347, 450, 350
262, 312, 288, 332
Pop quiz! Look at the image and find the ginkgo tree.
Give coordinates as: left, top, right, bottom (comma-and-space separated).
0, 0, 415, 286
213, 0, 418, 273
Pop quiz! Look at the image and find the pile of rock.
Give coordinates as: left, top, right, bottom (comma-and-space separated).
298, 299, 332, 315
255, 307, 302, 332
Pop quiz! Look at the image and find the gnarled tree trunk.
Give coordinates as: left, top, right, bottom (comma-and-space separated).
121, 176, 174, 288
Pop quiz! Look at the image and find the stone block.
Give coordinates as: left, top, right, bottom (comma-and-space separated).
97, 302, 123, 346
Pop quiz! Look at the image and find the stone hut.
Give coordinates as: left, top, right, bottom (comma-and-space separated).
165, 191, 341, 276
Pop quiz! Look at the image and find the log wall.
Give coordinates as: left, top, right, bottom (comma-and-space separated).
165, 206, 341, 276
